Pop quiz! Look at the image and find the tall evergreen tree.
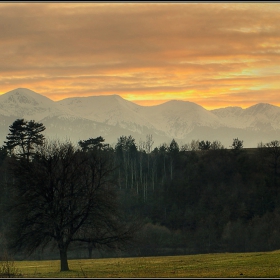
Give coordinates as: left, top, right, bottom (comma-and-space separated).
4, 119, 45, 160
78, 136, 109, 152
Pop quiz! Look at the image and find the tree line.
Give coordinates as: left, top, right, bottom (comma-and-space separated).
1, 119, 280, 270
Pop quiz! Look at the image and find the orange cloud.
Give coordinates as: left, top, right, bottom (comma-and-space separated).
0, 3, 280, 109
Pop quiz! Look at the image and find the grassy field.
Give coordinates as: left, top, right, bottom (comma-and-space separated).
4, 250, 280, 278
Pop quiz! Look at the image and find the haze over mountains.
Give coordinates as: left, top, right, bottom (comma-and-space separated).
0, 88, 279, 148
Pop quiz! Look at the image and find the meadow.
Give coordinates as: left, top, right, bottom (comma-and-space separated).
4, 250, 280, 278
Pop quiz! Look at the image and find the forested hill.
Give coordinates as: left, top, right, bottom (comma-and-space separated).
113, 137, 280, 255
1, 133, 280, 258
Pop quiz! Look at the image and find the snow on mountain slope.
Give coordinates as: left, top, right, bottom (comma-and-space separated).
211, 106, 245, 128
58, 97, 225, 139
211, 103, 280, 130
1, 88, 280, 148
0, 88, 83, 121
57, 95, 156, 133
140, 100, 223, 138
242, 103, 280, 130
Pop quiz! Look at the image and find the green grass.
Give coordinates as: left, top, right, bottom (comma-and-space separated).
7, 250, 280, 278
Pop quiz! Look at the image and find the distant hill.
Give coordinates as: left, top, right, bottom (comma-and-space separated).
0, 88, 279, 148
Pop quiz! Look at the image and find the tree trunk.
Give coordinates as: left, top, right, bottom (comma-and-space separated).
59, 249, 69, 271
88, 244, 93, 259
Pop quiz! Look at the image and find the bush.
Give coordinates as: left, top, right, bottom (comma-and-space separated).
0, 251, 21, 278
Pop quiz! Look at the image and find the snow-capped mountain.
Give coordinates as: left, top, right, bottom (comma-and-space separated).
140, 100, 223, 138
0, 88, 280, 148
211, 103, 280, 131
57, 95, 155, 133
0, 88, 77, 120
0, 88, 119, 145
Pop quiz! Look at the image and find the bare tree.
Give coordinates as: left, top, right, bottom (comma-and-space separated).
7, 139, 138, 271
210, 140, 224, 150
263, 140, 280, 190
230, 138, 243, 150
145, 134, 154, 154
190, 140, 200, 151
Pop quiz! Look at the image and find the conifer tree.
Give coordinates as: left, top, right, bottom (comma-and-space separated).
4, 119, 45, 160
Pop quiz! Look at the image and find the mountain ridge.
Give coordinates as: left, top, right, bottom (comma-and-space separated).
0, 88, 279, 148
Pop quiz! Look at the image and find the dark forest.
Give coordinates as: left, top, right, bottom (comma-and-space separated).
1, 119, 280, 265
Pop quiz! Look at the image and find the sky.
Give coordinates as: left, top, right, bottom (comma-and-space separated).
1, 2, 280, 110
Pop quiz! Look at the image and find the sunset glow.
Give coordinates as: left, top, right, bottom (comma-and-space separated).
1, 3, 280, 109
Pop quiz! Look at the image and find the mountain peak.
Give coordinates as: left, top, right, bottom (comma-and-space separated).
154, 99, 194, 107
0, 88, 60, 119
1, 88, 280, 149
245, 102, 279, 115
0, 88, 54, 105
8, 87, 37, 93
248, 102, 276, 110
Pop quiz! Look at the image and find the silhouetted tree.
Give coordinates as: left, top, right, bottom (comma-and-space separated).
230, 138, 243, 150
4, 119, 45, 161
0, 146, 7, 165
115, 136, 138, 189
78, 136, 109, 152
210, 140, 224, 150
199, 140, 211, 150
262, 140, 280, 194
7, 140, 137, 271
